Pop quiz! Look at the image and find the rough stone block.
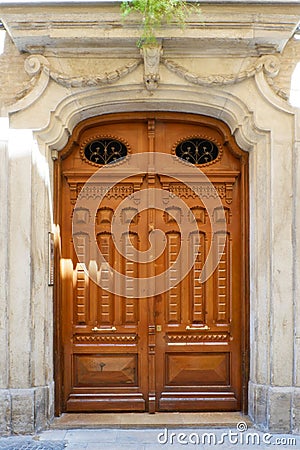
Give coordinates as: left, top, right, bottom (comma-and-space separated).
248, 382, 268, 429
0, 390, 11, 436
34, 386, 48, 432
292, 388, 300, 433
48, 381, 55, 421
268, 387, 292, 433
11, 389, 34, 435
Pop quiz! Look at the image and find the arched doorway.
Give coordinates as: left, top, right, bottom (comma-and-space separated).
54, 112, 249, 414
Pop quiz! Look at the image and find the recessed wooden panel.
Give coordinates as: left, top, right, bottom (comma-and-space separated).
190, 206, 206, 224
165, 232, 181, 324
164, 206, 182, 224
96, 207, 114, 224
74, 263, 89, 325
190, 231, 205, 324
74, 207, 90, 224
73, 232, 89, 261
214, 232, 231, 325
74, 354, 138, 387
165, 353, 230, 386
122, 233, 139, 322
96, 232, 114, 324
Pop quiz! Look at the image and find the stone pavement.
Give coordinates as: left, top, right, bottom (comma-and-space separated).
0, 427, 300, 450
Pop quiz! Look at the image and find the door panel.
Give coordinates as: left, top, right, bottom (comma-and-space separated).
154, 166, 241, 411
57, 113, 248, 413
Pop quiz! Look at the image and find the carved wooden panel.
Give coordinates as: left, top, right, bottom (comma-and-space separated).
165, 353, 230, 386
73, 233, 89, 262
190, 206, 206, 224
163, 206, 182, 224
74, 334, 137, 344
74, 263, 89, 325
96, 207, 114, 224
96, 233, 114, 325
73, 207, 90, 225
74, 354, 138, 386
166, 333, 230, 343
214, 232, 231, 325
165, 232, 181, 324
122, 233, 139, 324
121, 207, 139, 225
190, 231, 205, 324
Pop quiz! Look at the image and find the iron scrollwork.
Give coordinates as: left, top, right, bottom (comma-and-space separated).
175, 138, 219, 165
84, 138, 128, 165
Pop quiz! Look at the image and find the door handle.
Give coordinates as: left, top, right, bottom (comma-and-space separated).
186, 325, 210, 331
92, 326, 116, 332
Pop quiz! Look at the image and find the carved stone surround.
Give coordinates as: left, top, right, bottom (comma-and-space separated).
8, 51, 287, 110
1, 2, 300, 107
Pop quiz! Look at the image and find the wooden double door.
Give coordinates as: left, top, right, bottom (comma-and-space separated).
56, 113, 248, 413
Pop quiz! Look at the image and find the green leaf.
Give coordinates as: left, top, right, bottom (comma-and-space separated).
121, 0, 202, 46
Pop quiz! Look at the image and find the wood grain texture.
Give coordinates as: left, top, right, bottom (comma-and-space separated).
56, 112, 249, 413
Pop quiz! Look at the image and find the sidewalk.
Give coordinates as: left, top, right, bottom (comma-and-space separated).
0, 427, 299, 450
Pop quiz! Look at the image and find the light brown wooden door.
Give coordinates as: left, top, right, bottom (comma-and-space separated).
55, 113, 248, 413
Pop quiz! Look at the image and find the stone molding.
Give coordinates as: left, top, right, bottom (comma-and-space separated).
50, 60, 141, 89
163, 55, 288, 100
8, 55, 50, 114
8, 51, 290, 115
8, 54, 142, 113
2, 3, 300, 56
32, 83, 267, 154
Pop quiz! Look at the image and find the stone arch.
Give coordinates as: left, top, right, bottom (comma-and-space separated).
34, 79, 299, 431
37, 83, 267, 155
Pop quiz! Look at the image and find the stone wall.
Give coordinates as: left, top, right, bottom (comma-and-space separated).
0, 122, 54, 435
0, 36, 28, 112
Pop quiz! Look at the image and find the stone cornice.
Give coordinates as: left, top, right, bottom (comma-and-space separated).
1, 3, 300, 56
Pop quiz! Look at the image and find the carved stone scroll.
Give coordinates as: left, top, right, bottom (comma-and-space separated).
8, 55, 50, 113
9, 55, 142, 113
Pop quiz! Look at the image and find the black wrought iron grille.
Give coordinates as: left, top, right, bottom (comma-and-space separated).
175, 138, 219, 165
84, 139, 127, 164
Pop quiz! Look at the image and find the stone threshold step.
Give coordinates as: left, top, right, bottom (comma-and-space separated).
51, 412, 252, 429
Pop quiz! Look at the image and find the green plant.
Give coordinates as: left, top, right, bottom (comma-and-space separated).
121, 0, 202, 47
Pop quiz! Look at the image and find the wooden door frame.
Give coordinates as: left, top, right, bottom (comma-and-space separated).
53, 111, 249, 416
